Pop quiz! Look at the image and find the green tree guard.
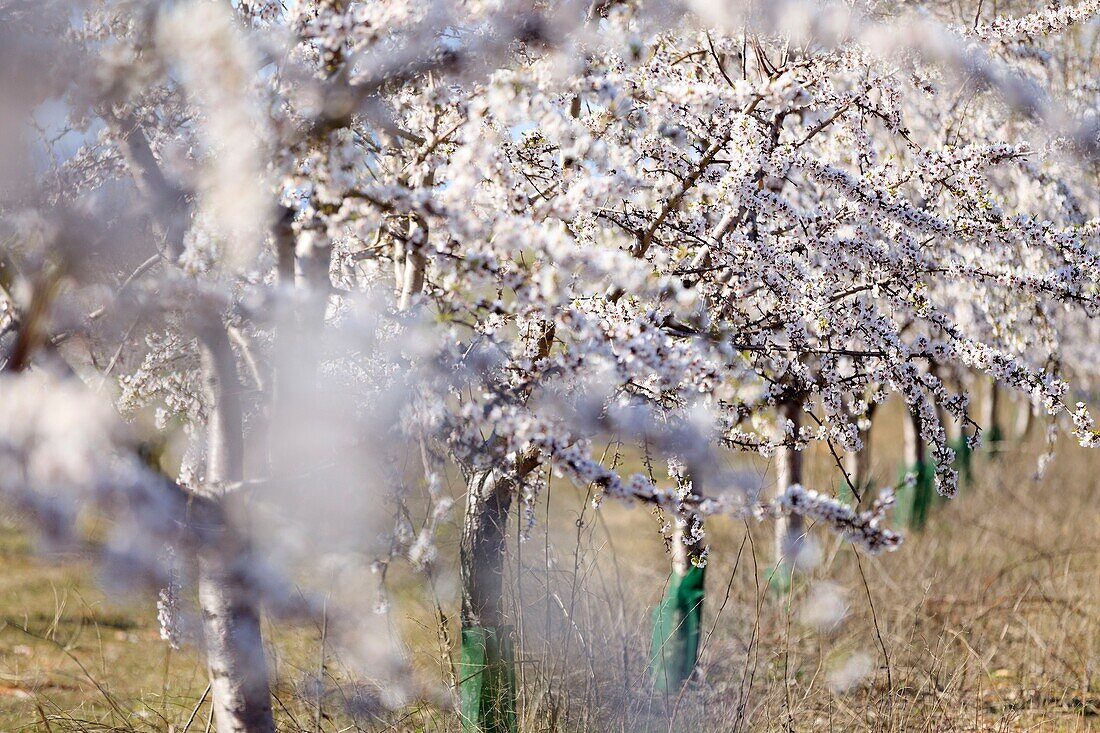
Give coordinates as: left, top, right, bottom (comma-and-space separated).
982, 380, 1005, 459
986, 423, 1005, 459
649, 565, 706, 693
459, 625, 517, 733
766, 561, 794, 595
895, 458, 936, 529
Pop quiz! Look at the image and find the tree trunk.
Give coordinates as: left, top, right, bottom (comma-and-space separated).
112, 108, 275, 731
458, 469, 517, 733
901, 406, 934, 529
650, 503, 706, 692
198, 328, 276, 733
198, 549, 275, 733
670, 512, 704, 577
843, 412, 874, 506
982, 377, 1004, 448
398, 212, 426, 310
460, 469, 514, 628
775, 399, 805, 572
398, 244, 426, 312
396, 200, 429, 312
903, 407, 925, 470
455, 328, 545, 732
1015, 394, 1035, 441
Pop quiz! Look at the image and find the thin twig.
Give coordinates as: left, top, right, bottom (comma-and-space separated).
854, 549, 893, 703
180, 684, 211, 733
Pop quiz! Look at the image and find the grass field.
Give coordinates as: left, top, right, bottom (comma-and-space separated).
2, 406, 1099, 731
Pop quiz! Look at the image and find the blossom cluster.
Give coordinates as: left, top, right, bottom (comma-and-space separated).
778, 484, 902, 554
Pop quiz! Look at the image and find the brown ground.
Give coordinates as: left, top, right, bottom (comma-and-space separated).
1, 405, 1098, 731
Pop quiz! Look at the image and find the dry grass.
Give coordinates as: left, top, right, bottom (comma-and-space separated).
1, 404, 1098, 731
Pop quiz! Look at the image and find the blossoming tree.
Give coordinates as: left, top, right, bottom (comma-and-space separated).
1, 0, 1099, 730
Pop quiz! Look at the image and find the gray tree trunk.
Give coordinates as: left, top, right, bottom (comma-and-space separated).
460, 469, 514, 628
198, 327, 276, 733
111, 108, 275, 732
775, 400, 805, 568
198, 549, 275, 733
457, 325, 547, 629
671, 512, 704, 576
982, 377, 1003, 441
903, 407, 925, 468
844, 414, 874, 506
1015, 395, 1036, 441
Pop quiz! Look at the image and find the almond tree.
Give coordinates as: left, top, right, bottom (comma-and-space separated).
1, 1, 1099, 731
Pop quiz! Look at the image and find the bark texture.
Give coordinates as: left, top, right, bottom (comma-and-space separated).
844, 412, 874, 505
199, 549, 275, 733
903, 407, 926, 468
198, 328, 276, 733
671, 511, 705, 576
775, 399, 805, 568
460, 469, 514, 628
982, 377, 1003, 443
